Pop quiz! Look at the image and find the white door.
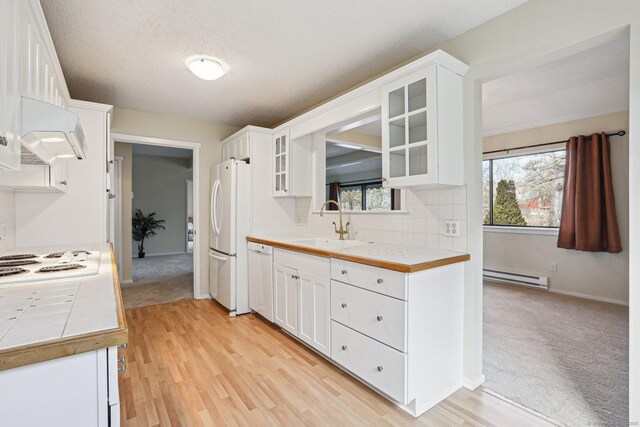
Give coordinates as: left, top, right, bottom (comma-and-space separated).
274, 264, 298, 335
298, 271, 331, 356
209, 250, 236, 312
210, 160, 236, 255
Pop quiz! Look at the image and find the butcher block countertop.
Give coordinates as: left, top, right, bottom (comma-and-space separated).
0, 244, 127, 371
247, 235, 470, 273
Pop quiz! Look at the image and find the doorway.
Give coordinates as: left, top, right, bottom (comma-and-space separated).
110, 133, 202, 309
479, 36, 630, 425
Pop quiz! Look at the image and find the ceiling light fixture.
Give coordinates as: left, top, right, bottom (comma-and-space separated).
185, 56, 226, 81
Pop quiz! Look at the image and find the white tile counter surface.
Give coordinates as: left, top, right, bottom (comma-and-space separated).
0, 243, 118, 350
247, 234, 470, 272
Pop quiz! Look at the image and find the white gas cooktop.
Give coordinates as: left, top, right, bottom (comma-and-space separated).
0, 249, 102, 285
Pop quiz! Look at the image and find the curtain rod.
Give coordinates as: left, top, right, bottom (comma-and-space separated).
483, 130, 626, 155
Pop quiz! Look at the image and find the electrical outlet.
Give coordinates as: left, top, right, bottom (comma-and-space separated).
444, 220, 460, 237
296, 215, 303, 226
0, 223, 6, 241
550, 263, 557, 272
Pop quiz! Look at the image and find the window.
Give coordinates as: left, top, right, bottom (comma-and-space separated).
338, 181, 394, 211
483, 150, 565, 227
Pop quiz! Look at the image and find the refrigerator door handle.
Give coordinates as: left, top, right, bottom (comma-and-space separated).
209, 250, 228, 261
211, 179, 221, 235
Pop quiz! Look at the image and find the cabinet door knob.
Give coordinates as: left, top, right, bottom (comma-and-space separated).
341, 303, 347, 308
118, 363, 126, 373
341, 345, 348, 351
59, 180, 67, 186
376, 315, 383, 321
376, 366, 384, 372
119, 343, 127, 350
341, 269, 347, 275
376, 278, 383, 284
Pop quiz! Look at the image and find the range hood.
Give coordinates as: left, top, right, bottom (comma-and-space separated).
20, 97, 87, 164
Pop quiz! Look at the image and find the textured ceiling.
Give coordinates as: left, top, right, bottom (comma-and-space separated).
482, 37, 630, 136
40, 0, 527, 127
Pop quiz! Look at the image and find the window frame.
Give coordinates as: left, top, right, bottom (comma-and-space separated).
336, 180, 396, 212
483, 148, 565, 229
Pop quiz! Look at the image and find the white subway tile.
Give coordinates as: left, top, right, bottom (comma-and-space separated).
452, 237, 468, 253
452, 205, 467, 220
425, 190, 439, 205
452, 187, 467, 205
426, 219, 439, 234
413, 219, 426, 233
412, 204, 426, 219
413, 233, 426, 248
438, 205, 453, 219
438, 235, 454, 251
426, 233, 439, 249
403, 232, 414, 246
402, 219, 413, 233
438, 189, 453, 205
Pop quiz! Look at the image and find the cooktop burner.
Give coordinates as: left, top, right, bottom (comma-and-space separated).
0, 259, 41, 267
36, 263, 87, 273
45, 250, 91, 259
0, 254, 38, 261
0, 267, 28, 277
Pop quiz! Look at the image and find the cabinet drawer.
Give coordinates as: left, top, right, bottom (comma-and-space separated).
331, 321, 407, 404
331, 281, 407, 352
274, 248, 330, 278
331, 259, 407, 300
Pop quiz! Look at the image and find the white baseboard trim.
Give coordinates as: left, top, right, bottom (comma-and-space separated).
463, 374, 485, 390
136, 251, 188, 258
549, 289, 628, 306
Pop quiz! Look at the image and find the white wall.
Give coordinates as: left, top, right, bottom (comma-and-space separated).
111, 107, 239, 298
483, 112, 629, 304
15, 101, 110, 247
131, 154, 192, 256
296, 187, 468, 253
0, 189, 16, 250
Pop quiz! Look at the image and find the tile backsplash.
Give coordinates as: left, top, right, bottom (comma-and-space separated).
0, 189, 16, 251
295, 186, 467, 253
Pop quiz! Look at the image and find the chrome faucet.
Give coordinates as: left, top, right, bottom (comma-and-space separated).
319, 200, 350, 240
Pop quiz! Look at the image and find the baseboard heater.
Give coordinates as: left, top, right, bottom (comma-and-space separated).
483, 269, 549, 290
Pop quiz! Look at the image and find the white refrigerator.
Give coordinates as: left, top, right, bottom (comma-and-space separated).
209, 159, 251, 316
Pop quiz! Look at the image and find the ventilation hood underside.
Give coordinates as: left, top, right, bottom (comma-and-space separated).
20, 97, 87, 164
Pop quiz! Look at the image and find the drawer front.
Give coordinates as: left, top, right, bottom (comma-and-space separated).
331, 321, 407, 404
331, 281, 407, 352
331, 259, 407, 300
274, 248, 330, 278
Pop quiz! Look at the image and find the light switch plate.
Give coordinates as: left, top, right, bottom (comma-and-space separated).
444, 220, 460, 237
0, 223, 6, 240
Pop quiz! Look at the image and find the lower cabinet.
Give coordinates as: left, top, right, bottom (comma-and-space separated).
0, 346, 125, 427
273, 249, 331, 356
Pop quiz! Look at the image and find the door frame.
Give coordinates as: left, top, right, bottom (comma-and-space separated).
110, 132, 203, 299
113, 156, 123, 279
185, 179, 193, 253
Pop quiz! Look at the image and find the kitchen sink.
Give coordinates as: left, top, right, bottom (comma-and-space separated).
289, 238, 365, 250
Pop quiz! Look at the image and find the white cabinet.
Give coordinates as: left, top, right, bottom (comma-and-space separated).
382, 62, 465, 188
274, 264, 299, 335
0, 0, 70, 171
0, 346, 124, 427
273, 248, 331, 356
298, 271, 330, 356
0, 160, 68, 192
272, 129, 312, 197
222, 133, 251, 161
0, 0, 22, 170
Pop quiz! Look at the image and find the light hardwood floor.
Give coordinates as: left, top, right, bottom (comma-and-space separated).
120, 299, 556, 426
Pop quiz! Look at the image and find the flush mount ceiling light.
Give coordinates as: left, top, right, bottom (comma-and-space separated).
185, 56, 226, 81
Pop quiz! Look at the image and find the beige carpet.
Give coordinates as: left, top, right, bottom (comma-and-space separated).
121, 253, 193, 309
483, 281, 628, 426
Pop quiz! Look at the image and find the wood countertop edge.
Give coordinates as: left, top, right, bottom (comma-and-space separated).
0, 245, 128, 372
246, 236, 470, 273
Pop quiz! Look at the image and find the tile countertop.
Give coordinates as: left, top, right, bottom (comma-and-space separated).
0, 243, 127, 371
247, 235, 470, 273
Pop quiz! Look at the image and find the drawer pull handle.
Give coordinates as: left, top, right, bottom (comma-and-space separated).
376, 315, 383, 321
376, 366, 384, 372
341, 345, 348, 351
341, 269, 347, 275
341, 303, 347, 308
377, 279, 383, 284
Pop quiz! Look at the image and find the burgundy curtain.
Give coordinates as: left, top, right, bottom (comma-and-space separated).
328, 182, 340, 210
557, 132, 622, 253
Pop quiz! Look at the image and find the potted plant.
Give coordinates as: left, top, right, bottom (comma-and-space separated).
132, 209, 166, 258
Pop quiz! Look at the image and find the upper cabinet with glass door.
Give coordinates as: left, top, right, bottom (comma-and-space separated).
382, 59, 467, 188
273, 129, 312, 197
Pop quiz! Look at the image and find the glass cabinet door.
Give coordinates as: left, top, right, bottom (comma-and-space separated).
382, 66, 436, 186
273, 131, 289, 195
